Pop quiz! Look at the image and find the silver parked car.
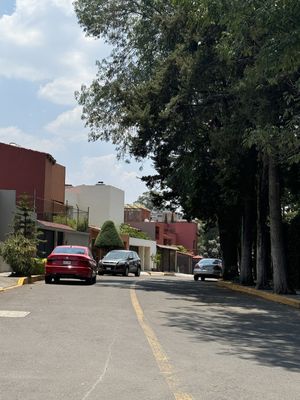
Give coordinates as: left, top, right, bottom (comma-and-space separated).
193, 258, 223, 281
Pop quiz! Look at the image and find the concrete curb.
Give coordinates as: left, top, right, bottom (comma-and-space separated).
147, 271, 176, 276
217, 281, 300, 310
1, 275, 44, 292
18, 275, 45, 285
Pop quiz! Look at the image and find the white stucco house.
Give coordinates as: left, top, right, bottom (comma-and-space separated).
128, 237, 157, 271
65, 183, 124, 229
0, 190, 16, 272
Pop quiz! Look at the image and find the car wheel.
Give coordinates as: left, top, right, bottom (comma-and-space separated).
45, 276, 52, 284
92, 275, 97, 284
123, 267, 129, 277
194, 275, 199, 281
85, 277, 93, 285
135, 267, 141, 277
201, 276, 205, 281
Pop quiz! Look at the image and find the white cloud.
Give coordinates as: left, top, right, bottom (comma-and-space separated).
68, 155, 148, 204
0, 1, 152, 204
0, 0, 107, 100
50, 0, 74, 15
45, 106, 88, 142
0, 126, 64, 153
38, 78, 80, 105
0, 13, 43, 46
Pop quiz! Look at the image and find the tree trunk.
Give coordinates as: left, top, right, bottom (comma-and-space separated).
256, 152, 269, 289
268, 155, 294, 294
239, 197, 254, 285
218, 209, 239, 280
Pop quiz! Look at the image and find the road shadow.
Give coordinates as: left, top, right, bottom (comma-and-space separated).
96, 275, 300, 372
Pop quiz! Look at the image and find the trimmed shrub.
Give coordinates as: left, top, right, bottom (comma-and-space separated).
95, 220, 124, 250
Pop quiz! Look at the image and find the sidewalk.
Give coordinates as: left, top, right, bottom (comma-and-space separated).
0, 272, 44, 292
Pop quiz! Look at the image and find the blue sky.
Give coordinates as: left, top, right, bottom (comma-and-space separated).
0, 0, 154, 203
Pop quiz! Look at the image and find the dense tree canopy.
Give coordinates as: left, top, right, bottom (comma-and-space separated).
74, 0, 300, 293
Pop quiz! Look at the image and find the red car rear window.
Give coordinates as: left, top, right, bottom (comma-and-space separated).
52, 247, 86, 255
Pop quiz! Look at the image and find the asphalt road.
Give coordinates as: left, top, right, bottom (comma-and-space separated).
0, 275, 299, 400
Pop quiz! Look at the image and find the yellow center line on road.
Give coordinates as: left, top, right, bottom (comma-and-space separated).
130, 284, 193, 400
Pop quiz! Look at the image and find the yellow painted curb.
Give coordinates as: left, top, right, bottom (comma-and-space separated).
1, 275, 44, 292
148, 272, 176, 276
217, 281, 300, 309
18, 277, 27, 286
148, 272, 164, 276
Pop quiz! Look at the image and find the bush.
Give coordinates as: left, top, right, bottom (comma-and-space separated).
95, 220, 124, 250
31, 258, 46, 275
0, 234, 36, 276
77, 218, 88, 232
151, 253, 161, 270
119, 223, 150, 239
53, 215, 77, 229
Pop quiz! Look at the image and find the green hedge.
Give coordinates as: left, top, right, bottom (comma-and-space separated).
31, 258, 46, 275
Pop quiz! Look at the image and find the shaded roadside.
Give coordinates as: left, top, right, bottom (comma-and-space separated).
217, 280, 300, 310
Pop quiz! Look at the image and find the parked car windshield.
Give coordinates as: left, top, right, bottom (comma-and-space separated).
52, 246, 86, 255
104, 250, 131, 260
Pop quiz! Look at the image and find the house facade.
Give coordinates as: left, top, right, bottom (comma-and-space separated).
89, 227, 156, 271
0, 142, 65, 219
124, 204, 151, 223
37, 220, 89, 258
65, 183, 124, 229
0, 189, 16, 242
126, 220, 198, 254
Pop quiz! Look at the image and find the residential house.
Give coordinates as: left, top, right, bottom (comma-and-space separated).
67, 185, 156, 271
0, 189, 16, 242
0, 142, 65, 219
0, 190, 16, 272
124, 205, 198, 254
65, 183, 124, 228
124, 204, 199, 273
0, 143, 89, 263
89, 227, 156, 271
150, 209, 183, 223
124, 203, 151, 223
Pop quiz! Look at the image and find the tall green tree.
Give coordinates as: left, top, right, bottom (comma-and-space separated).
14, 193, 37, 240
74, 0, 245, 279
219, 0, 300, 293
74, 0, 300, 292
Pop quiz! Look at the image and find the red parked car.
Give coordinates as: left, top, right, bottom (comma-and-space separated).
45, 245, 98, 285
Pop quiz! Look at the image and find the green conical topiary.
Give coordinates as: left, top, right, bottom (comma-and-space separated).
95, 220, 124, 250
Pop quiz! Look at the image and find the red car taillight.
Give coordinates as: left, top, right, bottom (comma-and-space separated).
77, 259, 91, 267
